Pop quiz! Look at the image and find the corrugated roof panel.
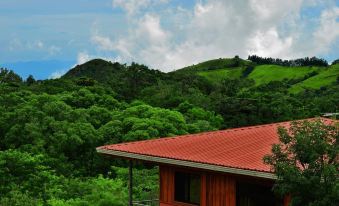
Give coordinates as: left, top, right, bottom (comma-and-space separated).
98, 118, 336, 173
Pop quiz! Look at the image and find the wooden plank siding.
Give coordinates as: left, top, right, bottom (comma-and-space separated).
160, 166, 174, 203
159, 164, 289, 206
206, 173, 236, 206
160, 165, 235, 206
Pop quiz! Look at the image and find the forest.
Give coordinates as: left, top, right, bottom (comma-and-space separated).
0, 56, 338, 205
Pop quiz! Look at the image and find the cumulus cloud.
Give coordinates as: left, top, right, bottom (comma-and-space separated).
91, 35, 116, 51
312, 7, 339, 54
249, 0, 303, 23
91, 0, 339, 71
247, 28, 294, 58
77, 51, 91, 64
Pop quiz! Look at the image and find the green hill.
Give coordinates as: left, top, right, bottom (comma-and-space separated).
289, 64, 339, 93
62, 59, 166, 100
197, 67, 244, 82
63, 57, 338, 94
174, 57, 338, 92
177, 57, 251, 72
63, 59, 164, 83
247, 65, 319, 85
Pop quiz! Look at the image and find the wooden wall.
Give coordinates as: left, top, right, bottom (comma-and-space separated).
206, 174, 236, 206
158, 165, 289, 206
159, 165, 236, 206
159, 166, 174, 203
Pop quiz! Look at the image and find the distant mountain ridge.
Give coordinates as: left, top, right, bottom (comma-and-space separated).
62, 57, 339, 93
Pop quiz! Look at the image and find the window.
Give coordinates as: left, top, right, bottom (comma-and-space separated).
236, 182, 283, 206
174, 171, 201, 205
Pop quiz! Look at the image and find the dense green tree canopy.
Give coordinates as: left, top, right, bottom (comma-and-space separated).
264, 119, 338, 206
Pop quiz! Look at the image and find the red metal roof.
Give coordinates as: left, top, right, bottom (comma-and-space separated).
98, 118, 336, 174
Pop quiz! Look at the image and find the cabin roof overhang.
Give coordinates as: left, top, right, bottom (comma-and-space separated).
97, 118, 336, 181
97, 147, 276, 180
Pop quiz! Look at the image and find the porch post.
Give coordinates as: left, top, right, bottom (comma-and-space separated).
129, 160, 133, 206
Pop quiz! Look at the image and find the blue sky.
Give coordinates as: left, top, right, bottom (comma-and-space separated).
0, 0, 338, 80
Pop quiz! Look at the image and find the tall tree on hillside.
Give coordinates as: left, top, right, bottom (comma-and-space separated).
264, 119, 338, 206
26, 75, 36, 86
0, 68, 22, 84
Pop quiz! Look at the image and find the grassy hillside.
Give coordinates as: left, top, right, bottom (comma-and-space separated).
64, 57, 338, 94
289, 64, 339, 93
197, 67, 243, 82
177, 57, 338, 92
247, 65, 319, 85
176, 57, 251, 72
175, 57, 251, 83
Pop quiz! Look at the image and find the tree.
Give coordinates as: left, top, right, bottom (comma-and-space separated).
26, 75, 36, 86
264, 119, 338, 206
0, 68, 22, 84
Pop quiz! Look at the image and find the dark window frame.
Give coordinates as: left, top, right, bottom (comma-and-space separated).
174, 170, 202, 206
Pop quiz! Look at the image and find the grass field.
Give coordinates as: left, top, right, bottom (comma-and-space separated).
178, 58, 251, 72
195, 64, 338, 92
178, 57, 338, 93
289, 64, 339, 93
248, 65, 319, 86
197, 67, 243, 82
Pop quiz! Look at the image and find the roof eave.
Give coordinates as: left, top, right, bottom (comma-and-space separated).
97, 148, 276, 180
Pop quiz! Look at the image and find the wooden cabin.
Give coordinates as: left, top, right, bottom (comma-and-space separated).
97, 118, 333, 206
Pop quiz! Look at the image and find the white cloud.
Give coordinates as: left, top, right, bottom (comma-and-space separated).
137, 14, 169, 44
247, 27, 294, 58
9, 39, 45, 51
112, 0, 150, 16
249, 0, 303, 22
77, 51, 122, 65
9, 39, 23, 51
36, 41, 44, 49
49, 69, 67, 79
312, 7, 339, 54
91, 14, 170, 65
77, 51, 91, 64
92, 0, 339, 71
48, 45, 61, 55
112, 0, 168, 16
27, 40, 46, 50
91, 35, 116, 51
8, 39, 62, 56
